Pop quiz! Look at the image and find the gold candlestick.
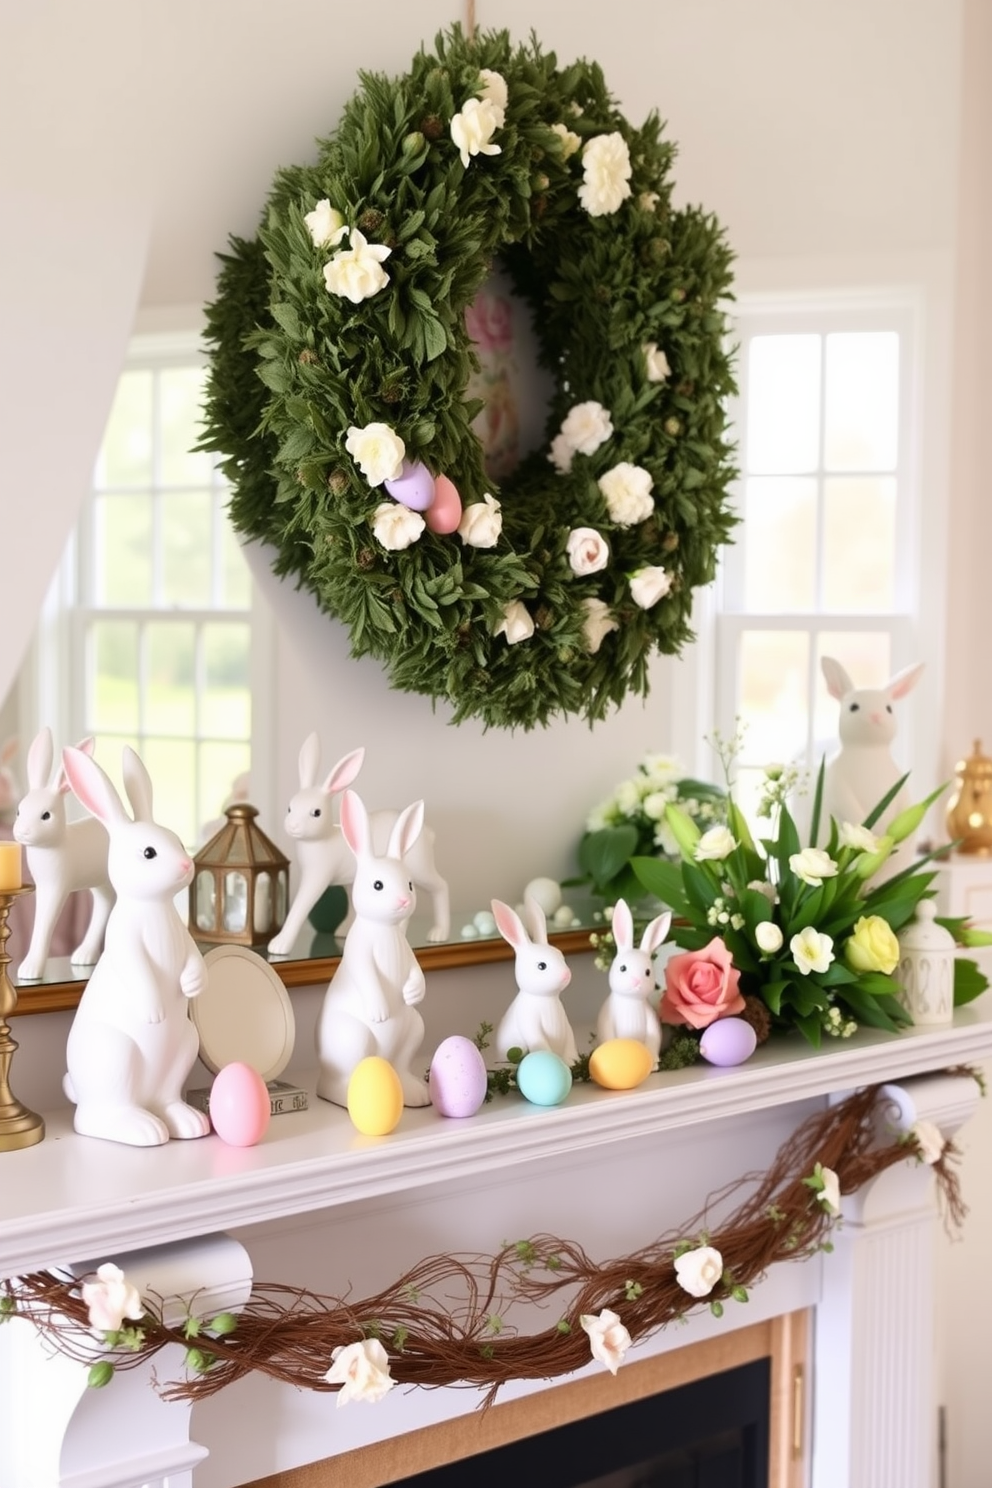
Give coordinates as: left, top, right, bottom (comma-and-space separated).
0, 886, 45, 1151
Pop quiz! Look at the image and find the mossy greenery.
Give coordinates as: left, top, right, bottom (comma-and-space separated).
200, 26, 737, 730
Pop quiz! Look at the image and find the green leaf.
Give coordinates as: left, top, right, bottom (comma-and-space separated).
954, 956, 990, 1007
422, 316, 448, 362
87, 1361, 115, 1390
630, 855, 691, 914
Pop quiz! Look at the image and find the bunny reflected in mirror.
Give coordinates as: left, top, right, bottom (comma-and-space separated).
493, 891, 577, 1065
596, 899, 671, 1060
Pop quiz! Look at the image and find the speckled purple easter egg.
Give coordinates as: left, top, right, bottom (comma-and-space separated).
699, 1017, 757, 1068
428, 1035, 489, 1118
384, 459, 436, 511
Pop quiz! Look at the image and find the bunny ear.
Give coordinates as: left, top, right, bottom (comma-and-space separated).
26, 727, 54, 789
821, 656, 854, 701
387, 800, 424, 862
55, 736, 96, 795
62, 745, 128, 828
887, 661, 924, 701
492, 898, 529, 950
523, 889, 548, 943
298, 732, 321, 788
323, 747, 365, 796
122, 747, 154, 823
612, 897, 634, 951
640, 910, 672, 955
338, 789, 372, 860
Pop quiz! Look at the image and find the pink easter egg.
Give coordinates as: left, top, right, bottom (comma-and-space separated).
209, 1061, 271, 1147
424, 474, 463, 534
429, 1035, 489, 1118
383, 459, 436, 511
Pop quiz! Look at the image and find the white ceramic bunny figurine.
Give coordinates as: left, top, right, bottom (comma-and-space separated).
820, 656, 925, 880
315, 788, 431, 1108
268, 732, 450, 954
13, 726, 116, 980
493, 892, 577, 1064
59, 744, 211, 1147
596, 898, 671, 1060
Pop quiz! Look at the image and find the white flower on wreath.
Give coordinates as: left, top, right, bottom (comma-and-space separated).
818, 1166, 842, 1216
477, 69, 508, 127
560, 401, 614, 457
566, 526, 610, 575
598, 463, 654, 526
580, 1308, 632, 1375
791, 926, 835, 976
694, 825, 737, 863
458, 492, 502, 548
639, 190, 660, 212
581, 597, 618, 654
372, 502, 425, 551
643, 342, 671, 383
345, 422, 405, 487
493, 600, 535, 645
323, 228, 391, 304
910, 1119, 946, 1165
550, 122, 582, 160
579, 132, 633, 216
323, 1338, 396, 1407
838, 821, 882, 853
304, 199, 348, 249
629, 565, 672, 609
548, 431, 575, 474
450, 97, 502, 168
789, 847, 838, 887
755, 920, 784, 955
81, 1263, 143, 1335
674, 1244, 724, 1299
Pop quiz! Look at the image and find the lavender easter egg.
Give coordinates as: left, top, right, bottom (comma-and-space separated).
424, 474, 463, 534
699, 1017, 758, 1068
209, 1062, 271, 1147
384, 459, 436, 511
429, 1035, 489, 1118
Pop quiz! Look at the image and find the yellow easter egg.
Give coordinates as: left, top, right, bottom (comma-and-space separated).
588, 1038, 655, 1091
346, 1056, 404, 1136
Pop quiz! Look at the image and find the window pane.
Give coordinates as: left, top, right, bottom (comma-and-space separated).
146, 621, 196, 736
94, 493, 153, 606
143, 736, 197, 848
746, 335, 821, 473
89, 621, 139, 734
822, 477, 896, 611
744, 477, 817, 611
99, 369, 153, 487
159, 366, 212, 487
824, 332, 899, 471
813, 632, 892, 749
162, 490, 213, 607
202, 623, 251, 738
199, 741, 252, 845
220, 506, 251, 609
739, 630, 811, 765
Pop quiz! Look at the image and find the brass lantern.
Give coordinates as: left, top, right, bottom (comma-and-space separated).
191, 803, 290, 947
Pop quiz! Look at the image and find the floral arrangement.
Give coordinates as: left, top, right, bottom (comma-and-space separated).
632, 758, 991, 1048
199, 26, 737, 730
3, 1088, 962, 1403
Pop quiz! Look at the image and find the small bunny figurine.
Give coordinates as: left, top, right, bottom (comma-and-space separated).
268, 733, 450, 954
596, 899, 671, 1061
13, 726, 116, 980
315, 788, 431, 1109
820, 656, 925, 880
60, 744, 211, 1147
493, 892, 577, 1065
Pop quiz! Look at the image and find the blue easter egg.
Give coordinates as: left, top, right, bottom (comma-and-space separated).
516, 1049, 573, 1107
384, 459, 436, 511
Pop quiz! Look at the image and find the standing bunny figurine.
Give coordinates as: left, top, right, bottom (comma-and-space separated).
493, 892, 577, 1064
820, 656, 925, 880
596, 899, 671, 1060
315, 788, 431, 1109
268, 733, 450, 954
60, 744, 211, 1147
13, 726, 116, 980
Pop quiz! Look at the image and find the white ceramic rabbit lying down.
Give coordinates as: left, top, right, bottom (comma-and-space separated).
60, 744, 210, 1148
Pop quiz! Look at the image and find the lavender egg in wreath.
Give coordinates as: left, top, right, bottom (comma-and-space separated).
200, 26, 736, 730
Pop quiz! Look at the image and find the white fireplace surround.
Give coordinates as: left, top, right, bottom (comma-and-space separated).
2, 966, 990, 1488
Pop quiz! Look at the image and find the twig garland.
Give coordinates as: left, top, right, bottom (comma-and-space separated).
3, 1084, 964, 1408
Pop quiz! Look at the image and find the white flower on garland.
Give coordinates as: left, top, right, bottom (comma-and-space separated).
579, 132, 633, 216
560, 400, 614, 456
324, 229, 392, 303
579, 1308, 632, 1375
643, 341, 671, 383
81, 1263, 143, 1334
597, 462, 654, 525
566, 526, 610, 575
493, 600, 535, 644
581, 597, 618, 654
789, 847, 838, 887
323, 1338, 396, 1407
372, 501, 425, 551
674, 1245, 723, 1299
791, 926, 835, 976
910, 1119, 946, 1166
550, 122, 582, 159
304, 199, 348, 248
629, 565, 672, 609
451, 97, 502, 168
477, 69, 508, 127
346, 422, 405, 486
458, 492, 502, 548
694, 825, 738, 863
814, 1164, 842, 1216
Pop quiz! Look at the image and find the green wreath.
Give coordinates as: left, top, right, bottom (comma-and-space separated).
200, 26, 737, 730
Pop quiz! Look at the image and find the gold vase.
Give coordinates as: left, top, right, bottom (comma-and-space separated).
946, 739, 992, 855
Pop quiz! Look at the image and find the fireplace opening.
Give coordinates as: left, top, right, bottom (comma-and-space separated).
391, 1358, 770, 1488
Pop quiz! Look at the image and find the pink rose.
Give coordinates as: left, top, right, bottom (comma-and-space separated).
659, 937, 745, 1029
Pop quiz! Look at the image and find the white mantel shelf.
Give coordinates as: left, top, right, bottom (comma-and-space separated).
3, 1003, 991, 1280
